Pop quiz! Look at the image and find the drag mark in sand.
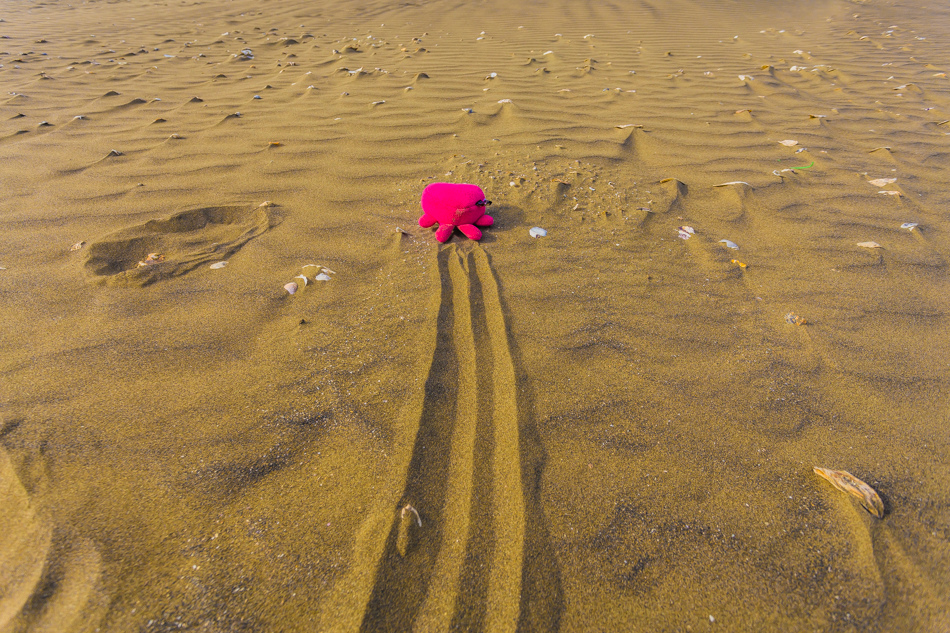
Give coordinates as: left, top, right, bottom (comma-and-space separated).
349, 244, 560, 632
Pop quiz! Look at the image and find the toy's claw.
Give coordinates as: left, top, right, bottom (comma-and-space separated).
435, 224, 456, 242
475, 215, 494, 227
419, 214, 437, 228
458, 224, 483, 240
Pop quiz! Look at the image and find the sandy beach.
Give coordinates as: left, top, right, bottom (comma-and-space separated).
2, 0, 950, 630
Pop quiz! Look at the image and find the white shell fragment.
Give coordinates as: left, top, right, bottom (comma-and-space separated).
284, 281, 298, 295
529, 227, 547, 238
210, 261, 228, 269
857, 241, 882, 248
678, 226, 695, 240
713, 181, 753, 187
70, 241, 86, 251
901, 222, 918, 230
779, 139, 799, 146
879, 190, 901, 196
315, 273, 332, 281
868, 178, 896, 187
295, 274, 309, 286
719, 239, 739, 250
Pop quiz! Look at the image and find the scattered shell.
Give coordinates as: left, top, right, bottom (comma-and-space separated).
738, 74, 754, 81
785, 312, 807, 325
901, 222, 918, 230
719, 239, 739, 250
284, 281, 298, 295
315, 273, 332, 281
396, 503, 422, 557
529, 227, 547, 238
209, 261, 228, 269
259, 201, 275, 208
779, 139, 799, 146
731, 259, 747, 268
615, 123, 643, 129
295, 274, 309, 286
486, 72, 497, 79
677, 226, 695, 240
879, 190, 902, 196
868, 178, 896, 187
497, 98, 513, 103
857, 241, 882, 248
713, 181, 753, 187
813, 467, 885, 518
70, 241, 86, 251
269, 141, 282, 146
137, 252, 165, 267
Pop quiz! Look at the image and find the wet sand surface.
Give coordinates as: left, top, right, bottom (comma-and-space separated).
2, 0, 949, 631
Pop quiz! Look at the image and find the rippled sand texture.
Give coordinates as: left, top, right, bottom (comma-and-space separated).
2, 0, 950, 630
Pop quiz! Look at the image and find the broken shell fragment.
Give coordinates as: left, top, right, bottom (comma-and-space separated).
785, 312, 807, 325
719, 239, 739, 250
779, 139, 799, 146
813, 467, 885, 518
295, 274, 309, 286
396, 504, 422, 557
901, 222, 918, 230
70, 241, 86, 251
529, 226, 547, 238
868, 178, 896, 187
209, 261, 228, 269
137, 252, 165, 267
731, 259, 747, 268
677, 226, 694, 240
284, 281, 298, 295
857, 241, 882, 248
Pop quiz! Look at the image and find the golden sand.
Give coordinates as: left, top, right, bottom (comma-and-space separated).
2, 0, 949, 630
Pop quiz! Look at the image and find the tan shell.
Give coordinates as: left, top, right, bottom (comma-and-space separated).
813, 467, 884, 518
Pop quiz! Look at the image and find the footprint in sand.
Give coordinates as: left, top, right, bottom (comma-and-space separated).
82, 202, 278, 287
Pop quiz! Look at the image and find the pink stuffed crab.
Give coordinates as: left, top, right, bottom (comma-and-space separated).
419, 182, 493, 242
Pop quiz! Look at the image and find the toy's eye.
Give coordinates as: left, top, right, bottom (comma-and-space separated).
476, 199, 492, 206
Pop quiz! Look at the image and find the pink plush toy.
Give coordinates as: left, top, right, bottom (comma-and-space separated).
419, 182, 494, 242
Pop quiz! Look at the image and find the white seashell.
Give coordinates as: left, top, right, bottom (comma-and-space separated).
529, 227, 547, 238
210, 261, 228, 269
315, 273, 332, 281
486, 72, 497, 79
857, 241, 882, 248
738, 75, 753, 81
901, 222, 918, 230
497, 98, 513, 103
719, 239, 739, 249
295, 274, 309, 286
284, 281, 298, 294
879, 190, 901, 196
779, 139, 798, 146
868, 178, 896, 187
713, 181, 752, 187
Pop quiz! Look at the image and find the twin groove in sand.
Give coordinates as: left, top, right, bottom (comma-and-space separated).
357, 245, 554, 632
